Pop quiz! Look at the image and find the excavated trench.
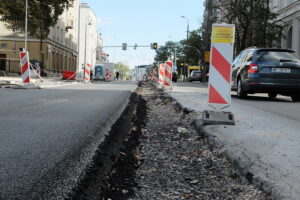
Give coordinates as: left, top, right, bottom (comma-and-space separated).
68, 82, 271, 200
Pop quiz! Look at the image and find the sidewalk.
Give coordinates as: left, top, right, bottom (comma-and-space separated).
0, 76, 81, 88
164, 81, 300, 200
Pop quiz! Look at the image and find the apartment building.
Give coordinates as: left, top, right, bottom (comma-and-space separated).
78, 3, 98, 73
0, 0, 79, 76
270, 0, 300, 56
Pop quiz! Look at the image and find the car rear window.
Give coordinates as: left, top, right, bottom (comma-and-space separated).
256, 51, 300, 62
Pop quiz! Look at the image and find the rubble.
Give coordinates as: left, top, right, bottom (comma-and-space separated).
100, 82, 271, 200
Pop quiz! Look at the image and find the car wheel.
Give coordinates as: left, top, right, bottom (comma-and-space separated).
268, 93, 277, 99
291, 94, 300, 102
237, 79, 247, 98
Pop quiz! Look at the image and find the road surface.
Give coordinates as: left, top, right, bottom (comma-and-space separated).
0, 81, 137, 199
167, 81, 300, 200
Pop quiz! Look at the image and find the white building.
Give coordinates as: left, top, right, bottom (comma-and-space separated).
270, 0, 300, 55
78, 3, 98, 73
0, 0, 80, 75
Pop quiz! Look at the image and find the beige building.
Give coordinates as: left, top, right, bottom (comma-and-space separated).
0, 0, 79, 76
270, 0, 300, 56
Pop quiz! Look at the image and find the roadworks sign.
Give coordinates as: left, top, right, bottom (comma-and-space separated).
208, 24, 235, 110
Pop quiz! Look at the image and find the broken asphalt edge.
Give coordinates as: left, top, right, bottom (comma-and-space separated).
32, 84, 139, 200
152, 82, 282, 200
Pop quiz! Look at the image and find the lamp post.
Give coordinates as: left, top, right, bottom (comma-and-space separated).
181, 16, 189, 41
25, 0, 28, 51
181, 16, 189, 77
168, 35, 177, 72
84, 18, 92, 79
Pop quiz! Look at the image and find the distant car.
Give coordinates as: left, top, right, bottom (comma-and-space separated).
188, 71, 202, 82
231, 47, 300, 101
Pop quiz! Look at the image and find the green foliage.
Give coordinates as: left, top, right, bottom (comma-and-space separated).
0, 0, 69, 41
220, 0, 284, 53
154, 41, 179, 63
115, 62, 130, 79
181, 29, 203, 66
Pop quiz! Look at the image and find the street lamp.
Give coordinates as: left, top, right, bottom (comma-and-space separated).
84, 18, 92, 79
168, 36, 177, 73
25, 0, 28, 51
181, 16, 190, 40
181, 16, 189, 77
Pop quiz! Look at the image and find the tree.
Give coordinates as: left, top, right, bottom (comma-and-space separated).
154, 41, 181, 64
181, 29, 204, 66
219, 0, 284, 54
0, 0, 69, 63
115, 62, 130, 80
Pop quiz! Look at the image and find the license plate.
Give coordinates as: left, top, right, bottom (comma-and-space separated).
271, 68, 291, 73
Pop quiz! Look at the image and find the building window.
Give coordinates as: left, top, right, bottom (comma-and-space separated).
0, 43, 8, 48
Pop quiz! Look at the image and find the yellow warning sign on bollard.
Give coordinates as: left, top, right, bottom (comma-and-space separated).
212, 25, 235, 44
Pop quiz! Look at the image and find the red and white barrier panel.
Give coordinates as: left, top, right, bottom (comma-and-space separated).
208, 24, 235, 109
152, 69, 157, 81
164, 61, 173, 87
149, 72, 153, 81
105, 68, 112, 81
20, 51, 30, 83
158, 64, 165, 84
85, 63, 91, 81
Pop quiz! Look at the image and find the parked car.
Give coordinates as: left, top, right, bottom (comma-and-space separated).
188, 71, 202, 82
231, 47, 300, 101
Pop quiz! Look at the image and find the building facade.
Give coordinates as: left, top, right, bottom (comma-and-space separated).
78, 3, 98, 73
0, 0, 79, 76
270, 0, 300, 56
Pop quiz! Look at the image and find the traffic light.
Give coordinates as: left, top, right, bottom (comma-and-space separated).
122, 43, 127, 50
151, 42, 158, 49
179, 61, 185, 67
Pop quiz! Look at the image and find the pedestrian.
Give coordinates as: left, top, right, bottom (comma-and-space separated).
116, 71, 119, 80
90, 71, 93, 81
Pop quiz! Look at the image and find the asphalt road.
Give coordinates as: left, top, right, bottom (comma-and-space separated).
0, 81, 137, 199
168, 81, 300, 199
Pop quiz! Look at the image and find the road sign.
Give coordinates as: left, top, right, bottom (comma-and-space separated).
205, 51, 210, 63
158, 64, 165, 84
164, 61, 173, 87
208, 24, 235, 110
20, 51, 30, 83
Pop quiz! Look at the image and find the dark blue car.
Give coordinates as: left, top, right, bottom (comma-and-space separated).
231, 48, 300, 101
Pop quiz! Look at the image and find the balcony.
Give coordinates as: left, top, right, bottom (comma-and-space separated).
67, 0, 74, 8
65, 20, 74, 30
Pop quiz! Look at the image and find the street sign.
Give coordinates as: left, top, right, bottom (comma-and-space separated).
20, 51, 30, 83
205, 51, 210, 62
208, 24, 235, 110
158, 64, 165, 84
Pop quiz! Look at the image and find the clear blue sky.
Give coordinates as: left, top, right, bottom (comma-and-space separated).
81, 0, 205, 68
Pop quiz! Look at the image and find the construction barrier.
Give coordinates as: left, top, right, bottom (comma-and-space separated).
158, 64, 165, 85
149, 72, 153, 81
164, 61, 173, 87
63, 71, 76, 80
84, 64, 91, 81
152, 69, 157, 81
20, 51, 30, 83
105, 68, 112, 81
208, 24, 235, 109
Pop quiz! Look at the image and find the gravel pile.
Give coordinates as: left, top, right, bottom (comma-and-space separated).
102, 82, 271, 200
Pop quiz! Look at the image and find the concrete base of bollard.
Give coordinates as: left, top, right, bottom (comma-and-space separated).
201, 110, 235, 126
12, 84, 41, 89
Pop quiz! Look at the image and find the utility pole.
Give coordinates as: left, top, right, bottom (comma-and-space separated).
84, 19, 91, 79
181, 16, 189, 77
25, 0, 28, 51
